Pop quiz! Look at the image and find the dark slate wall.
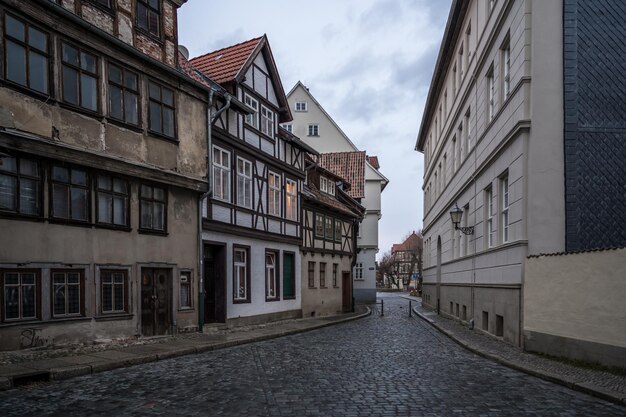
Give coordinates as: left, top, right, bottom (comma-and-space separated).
563, 0, 626, 251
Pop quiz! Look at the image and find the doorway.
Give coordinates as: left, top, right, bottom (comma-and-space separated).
342, 271, 352, 313
436, 236, 442, 314
141, 268, 172, 336
204, 244, 226, 323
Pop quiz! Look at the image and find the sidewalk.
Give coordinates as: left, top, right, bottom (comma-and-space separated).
403, 295, 626, 406
0, 305, 370, 391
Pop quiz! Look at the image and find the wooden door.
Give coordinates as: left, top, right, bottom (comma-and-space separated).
342, 271, 352, 313
204, 245, 226, 323
141, 268, 171, 336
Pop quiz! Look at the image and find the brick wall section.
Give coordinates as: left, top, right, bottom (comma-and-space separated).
563, 0, 626, 251
81, 3, 115, 34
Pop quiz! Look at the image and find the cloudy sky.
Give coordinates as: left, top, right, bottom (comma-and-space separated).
178, 0, 452, 259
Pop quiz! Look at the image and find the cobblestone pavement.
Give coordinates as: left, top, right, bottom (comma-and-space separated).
410, 295, 626, 403
0, 293, 624, 416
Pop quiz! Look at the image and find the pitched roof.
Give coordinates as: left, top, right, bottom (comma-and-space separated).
317, 151, 366, 199
189, 37, 263, 84
302, 183, 361, 218
392, 232, 422, 253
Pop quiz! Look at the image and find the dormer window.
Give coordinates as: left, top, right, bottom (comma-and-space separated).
319, 176, 335, 196
295, 101, 307, 112
320, 176, 327, 193
244, 93, 259, 129
137, 0, 160, 38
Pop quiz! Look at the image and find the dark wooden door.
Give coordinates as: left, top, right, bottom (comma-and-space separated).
342, 271, 352, 313
204, 245, 226, 323
141, 268, 171, 336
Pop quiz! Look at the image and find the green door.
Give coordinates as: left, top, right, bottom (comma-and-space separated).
283, 253, 295, 299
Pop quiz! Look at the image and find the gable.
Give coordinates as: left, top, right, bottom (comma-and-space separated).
243, 53, 279, 108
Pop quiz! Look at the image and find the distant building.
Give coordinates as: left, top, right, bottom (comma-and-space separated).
415, 0, 625, 367
300, 157, 364, 317
286, 82, 388, 303
391, 232, 422, 289
189, 36, 314, 326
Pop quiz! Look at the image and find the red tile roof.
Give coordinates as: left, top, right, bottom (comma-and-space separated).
303, 183, 359, 218
318, 151, 366, 199
367, 155, 380, 169
189, 37, 263, 84
391, 232, 422, 253
178, 52, 208, 86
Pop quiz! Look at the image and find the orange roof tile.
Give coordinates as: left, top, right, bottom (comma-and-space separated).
367, 155, 380, 169
318, 151, 366, 199
189, 37, 263, 84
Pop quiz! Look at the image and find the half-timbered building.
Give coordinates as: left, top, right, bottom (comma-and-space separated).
190, 36, 315, 326
0, 0, 232, 349
301, 159, 364, 316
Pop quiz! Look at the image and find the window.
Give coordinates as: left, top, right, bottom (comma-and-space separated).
452, 136, 457, 173
308, 261, 315, 288
354, 263, 363, 281
308, 124, 319, 136
463, 204, 470, 256
212, 146, 230, 202
501, 175, 509, 243
4, 14, 49, 94
236, 157, 252, 208
96, 174, 129, 227
487, 66, 495, 122
325, 216, 333, 239
465, 23, 471, 69
452, 64, 457, 97
260, 105, 274, 137
0, 155, 40, 216
464, 109, 471, 156
502, 40, 511, 99
319, 262, 326, 288
320, 176, 327, 193
101, 269, 127, 314
52, 270, 83, 317
486, 186, 494, 248
283, 123, 293, 133
148, 81, 175, 138
283, 252, 295, 299
334, 219, 342, 242
244, 93, 259, 128
332, 264, 338, 287
179, 271, 192, 309
295, 101, 307, 112
51, 165, 89, 221
137, 0, 160, 37
458, 43, 464, 80
268, 172, 281, 216
285, 179, 297, 220
2, 270, 39, 321
443, 154, 447, 185
315, 213, 324, 238
92, 0, 112, 7
62, 43, 98, 111
265, 251, 279, 300
327, 180, 335, 196
108, 63, 139, 125
233, 247, 250, 302
488, 0, 496, 14
139, 184, 166, 232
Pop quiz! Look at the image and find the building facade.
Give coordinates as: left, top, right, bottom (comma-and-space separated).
0, 0, 214, 349
391, 231, 422, 289
286, 82, 388, 303
189, 36, 314, 326
301, 160, 363, 317
416, 0, 625, 366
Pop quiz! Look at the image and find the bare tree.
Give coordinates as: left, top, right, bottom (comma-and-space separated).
378, 251, 400, 289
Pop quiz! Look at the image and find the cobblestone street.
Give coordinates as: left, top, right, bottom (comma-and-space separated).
0, 293, 623, 416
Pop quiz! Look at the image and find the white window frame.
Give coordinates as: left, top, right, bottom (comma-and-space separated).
320, 176, 327, 193
244, 93, 259, 128
212, 146, 230, 202
266, 251, 278, 300
487, 67, 495, 122
295, 101, 307, 112
268, 171, 281, 216
283, 123, 293, 133
486, 187, 494, 248
233, 248, 248, 301
501, 176, 509, 243
307, 124, 319, 136
285, 178, 297, 221
503, 43, 511, 99
327, 180, 335, 196
236, 157, 252, 209
353, 263, 364, 281
261, 105, 274, 137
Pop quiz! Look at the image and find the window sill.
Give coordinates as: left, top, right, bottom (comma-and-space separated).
58, 102, 102, 120
0, 319, 42, 327
0, 80, 56, 104
0, 212, 45, 222
138, 228, 168, 236
95, 313, 133, 322
147, 130, 179, 144
283, 296, 296, 300
48, 218, 93, 228
95, 223, 132, 232
233, 299, 251, 304
307, 134, 320, 137
106, 117, 143, 133
85, 0, 116, 16
135, 28, 163, 44
48, 316, 91, 324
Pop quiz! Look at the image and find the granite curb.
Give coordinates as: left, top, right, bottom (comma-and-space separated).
410, 304, 626, 406
0, 306, 371, 391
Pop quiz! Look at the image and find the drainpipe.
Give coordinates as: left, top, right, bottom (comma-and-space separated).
198, 90, 231, 332
350, 218, 360, 312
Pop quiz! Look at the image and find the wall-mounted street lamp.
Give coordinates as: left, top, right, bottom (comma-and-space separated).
450, 203, 474, 235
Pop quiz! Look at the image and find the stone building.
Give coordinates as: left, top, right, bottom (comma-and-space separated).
415, 0, 625, 366
0, 0, 238, 349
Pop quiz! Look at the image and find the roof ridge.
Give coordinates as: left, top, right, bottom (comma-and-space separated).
189, 36, 263, 63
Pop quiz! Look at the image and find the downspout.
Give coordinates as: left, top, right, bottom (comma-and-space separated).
350, 218, 360, 312
198, 90, 231, 332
